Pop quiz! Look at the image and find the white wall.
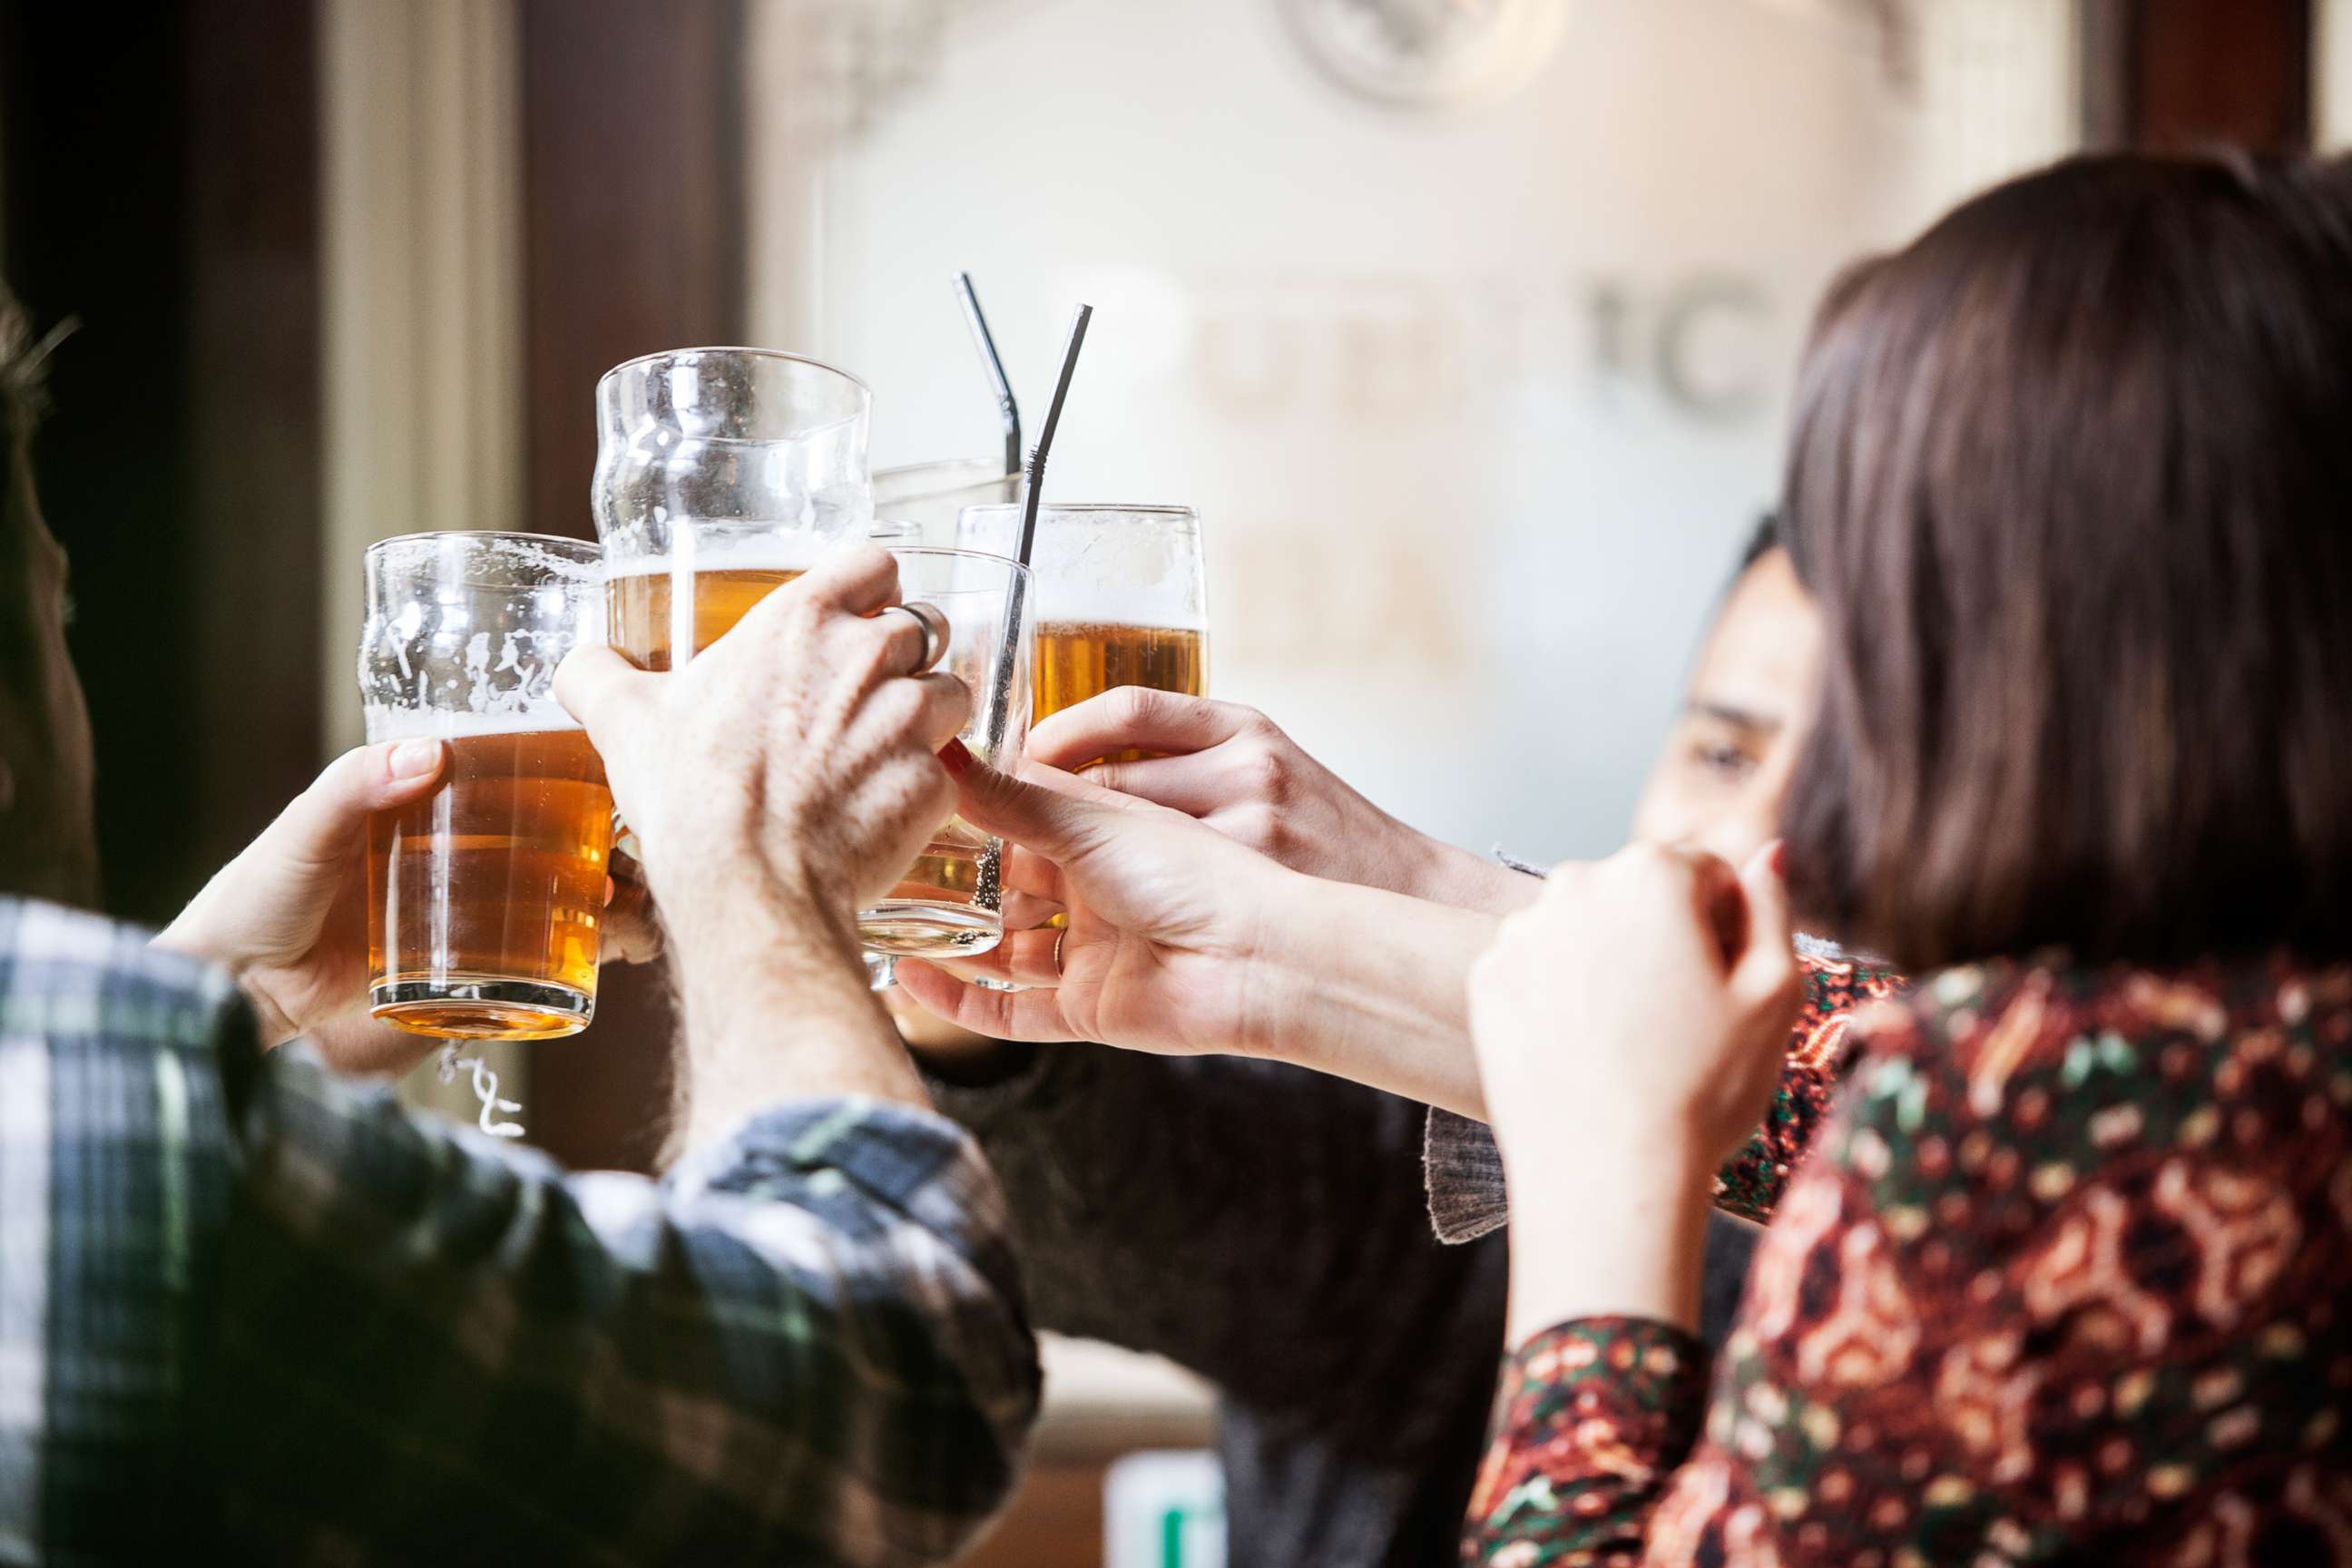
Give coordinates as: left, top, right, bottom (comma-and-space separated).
748, 0, 2075, 861
2322, 0, 2352, 148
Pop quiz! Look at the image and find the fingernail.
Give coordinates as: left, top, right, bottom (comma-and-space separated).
387, 739, 441, 779
938, 738, 973, 776
1768, 839, 1788, 878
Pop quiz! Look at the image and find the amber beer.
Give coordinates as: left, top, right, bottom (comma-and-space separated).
956, 504, 1208, 765
367, 720, 614, 1039
608, 557, 807, 668
1033, 620, 1209, 764
863, 814, 996, 956
1034, 620, 1209, 720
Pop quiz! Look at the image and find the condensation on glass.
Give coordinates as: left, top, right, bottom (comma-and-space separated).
358, 531, 611, 1041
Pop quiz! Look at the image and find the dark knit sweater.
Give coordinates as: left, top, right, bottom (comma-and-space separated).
925, 1049, 1762, 1566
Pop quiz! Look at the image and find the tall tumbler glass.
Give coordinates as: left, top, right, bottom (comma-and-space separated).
596, 347, 874, 668
859, 547, 1034, 976
958, 504, 1209, 761
359, 533, 611, 1040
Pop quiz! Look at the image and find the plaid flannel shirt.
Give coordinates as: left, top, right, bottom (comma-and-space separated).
0, 897, 1039, 1567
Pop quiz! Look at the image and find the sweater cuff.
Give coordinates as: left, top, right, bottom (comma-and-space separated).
1424, 1106, 1509, 1243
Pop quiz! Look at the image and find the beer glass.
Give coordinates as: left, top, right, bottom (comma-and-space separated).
873, 458, 1020, 547
359, 533, 611, 1040
861, 547, 1033, 962
596, 347, 873, 667
958, 505, 1209, 759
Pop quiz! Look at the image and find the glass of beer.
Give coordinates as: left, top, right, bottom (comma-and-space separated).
957, 505, 1209, 756
859, 547, 1034, 964
596, 347, 874, 662
358, 533, 611, 1040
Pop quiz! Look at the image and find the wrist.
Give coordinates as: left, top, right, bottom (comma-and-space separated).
1234, 865, 1356, 1058
1413, 839, 1541, 914
666, 881, 928, 1151
1503, 1145, 1715, 1342
152, 901, 240, 970
1497, 1112, 1714, 1203
1237, 873, 1498, 1116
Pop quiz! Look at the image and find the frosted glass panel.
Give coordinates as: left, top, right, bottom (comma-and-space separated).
748, 0, 2076, 861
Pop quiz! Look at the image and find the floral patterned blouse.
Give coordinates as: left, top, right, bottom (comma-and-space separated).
1464, 956, 2352, 1565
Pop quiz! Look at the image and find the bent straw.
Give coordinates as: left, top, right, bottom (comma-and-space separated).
983, 302, 1093, 757
1015, 303, 1092, 565
955, 271, 1022, 479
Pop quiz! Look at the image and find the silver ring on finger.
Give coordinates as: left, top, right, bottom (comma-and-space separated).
879, 601, 949, 674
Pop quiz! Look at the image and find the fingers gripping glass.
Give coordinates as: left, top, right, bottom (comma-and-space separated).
596, 347, 878, 865
358, 533, 611, 1041
858, 547, 1034, 965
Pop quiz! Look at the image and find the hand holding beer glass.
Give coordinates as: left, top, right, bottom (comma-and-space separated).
596, 348, 1030, 965
358, 533, 612, 1041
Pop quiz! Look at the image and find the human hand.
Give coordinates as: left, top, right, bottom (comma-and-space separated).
602, 847, 662, 965
893, 752, 1306, 1056
1025, 691, 1535, 913
554, 545, 969, 950
156, 742, 669, 1078
1468, 842, 1801, 1186
156, 740, 451, 1075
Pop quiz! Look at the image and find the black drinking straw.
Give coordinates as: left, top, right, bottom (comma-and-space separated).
984, 302, 1092, 754
955, 272, 1022, 479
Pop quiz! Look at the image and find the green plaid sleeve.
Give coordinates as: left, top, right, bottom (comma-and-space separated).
196, 1042, 1040, 1567
1, 897, 1040, 1568
0, 899, 243, 1564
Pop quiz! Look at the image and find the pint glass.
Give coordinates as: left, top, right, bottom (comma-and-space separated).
859, 547, 1034, 960
596, 347, 873, 667
958, 504, 1208, 758
359, 533, 611, 1040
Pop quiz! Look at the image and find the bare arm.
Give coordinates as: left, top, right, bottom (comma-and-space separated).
896, 754, 1503, 1120
554, 545, 965, 1146
1024, 689, 1541, 917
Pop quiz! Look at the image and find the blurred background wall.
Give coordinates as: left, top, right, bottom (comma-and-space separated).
0, 2, 2330, 1563
745, 0, 2078, 864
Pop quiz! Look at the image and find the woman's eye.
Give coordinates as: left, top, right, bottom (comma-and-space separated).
1692, 740, 1758, 780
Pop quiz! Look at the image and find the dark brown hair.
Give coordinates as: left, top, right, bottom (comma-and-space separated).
0, 284, 60, 659
1781, 152, 2352, 970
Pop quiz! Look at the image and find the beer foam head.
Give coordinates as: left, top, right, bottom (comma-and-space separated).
1033, 583, 1208, 632
363, 705, 584, 742
608, 534, 827, 580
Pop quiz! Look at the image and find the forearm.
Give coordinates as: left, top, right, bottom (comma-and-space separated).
1407, 837, 1543, 916
665, 873, 927, 1152
1243, 876, 1498, 1118
1502, 1141, 1714, 1343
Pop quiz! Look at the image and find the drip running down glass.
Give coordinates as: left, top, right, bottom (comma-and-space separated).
957, 504, 1209, 759
358, 532, 612, 1041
